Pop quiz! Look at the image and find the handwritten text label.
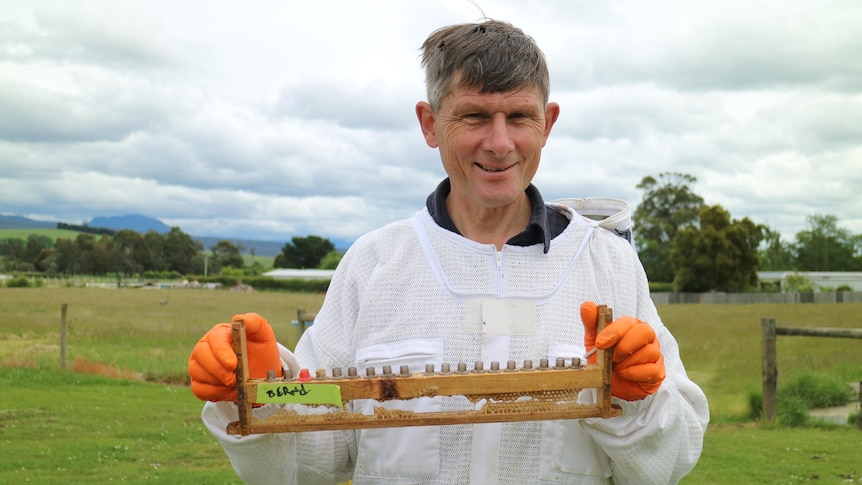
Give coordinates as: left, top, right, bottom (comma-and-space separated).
256, 383, 343, 406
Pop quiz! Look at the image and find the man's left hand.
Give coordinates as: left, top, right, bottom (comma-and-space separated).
580, 301, 666, 401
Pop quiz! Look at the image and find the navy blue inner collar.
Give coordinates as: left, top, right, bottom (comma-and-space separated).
425, 178, 562, 253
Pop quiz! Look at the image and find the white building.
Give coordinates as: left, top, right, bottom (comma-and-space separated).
757, 271, 862, 291
263, 269, 336, 281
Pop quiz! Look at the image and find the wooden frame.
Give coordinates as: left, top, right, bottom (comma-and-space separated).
227, 305, 621, 435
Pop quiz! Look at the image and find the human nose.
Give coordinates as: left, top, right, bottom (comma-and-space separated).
482, 115, 515, 157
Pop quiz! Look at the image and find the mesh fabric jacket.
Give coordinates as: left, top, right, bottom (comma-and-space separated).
201, 205, 709, 484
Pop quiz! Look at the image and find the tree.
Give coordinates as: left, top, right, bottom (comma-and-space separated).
163, 227, 199, 274
211, 240, 244, 271
92, 236, 112, 275
24, 235, 42, 263
670, 205, 764, 292
794, 214, 857, 271
319, 250, 343, 270
75, 233, 98, 274
54, 238, 79, 274
758, 226, 795, 271
110, 229, 146, 276
634, 172, 705, 282
24, 234, 53, 265
0, 238, 25, 259
141, 231, 167, 272
274, 235, 335, 269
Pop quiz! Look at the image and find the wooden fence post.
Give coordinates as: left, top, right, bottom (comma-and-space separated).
60, 303, 68, 370
761, 317, 777, 421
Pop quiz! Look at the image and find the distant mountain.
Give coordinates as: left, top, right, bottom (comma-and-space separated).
0, 215, 55, 229
89, 214, 171, 234
1, 213, 352, 257
193, 237, 353, 257
194, 236, 286, 258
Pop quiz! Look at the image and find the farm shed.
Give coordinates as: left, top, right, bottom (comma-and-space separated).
263, 269, 336, 281
757, 271, 862, 291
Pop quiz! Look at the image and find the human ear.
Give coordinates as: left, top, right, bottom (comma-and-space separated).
541, 102, 561, 145
415, 101, 439, 148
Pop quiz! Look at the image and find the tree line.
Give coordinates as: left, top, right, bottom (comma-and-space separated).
0, 227, 342, 278
2, 227, 203, 276
2, 173, 860, 291
634, 172, 862, 292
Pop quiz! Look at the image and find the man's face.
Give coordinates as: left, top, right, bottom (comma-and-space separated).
417, 83, 560, 212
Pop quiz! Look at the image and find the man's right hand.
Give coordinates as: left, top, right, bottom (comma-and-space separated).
188, 313, 283, 402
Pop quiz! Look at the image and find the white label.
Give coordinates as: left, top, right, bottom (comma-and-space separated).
464, 298, 536, 335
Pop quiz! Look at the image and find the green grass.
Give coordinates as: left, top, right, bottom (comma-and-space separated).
0, 367, 242, 484
1, 288, 860, 483
688, 424, 862, 484
657, 303, 862, 422
241, 254, 275, 269
0, 227, 83, 242
0, 288, 325, 381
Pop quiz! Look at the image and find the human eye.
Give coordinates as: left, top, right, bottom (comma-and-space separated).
460, 112, 489, 124
508, 110, 537, 121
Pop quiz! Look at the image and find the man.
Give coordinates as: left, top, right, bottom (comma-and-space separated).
189, 20, 709, 484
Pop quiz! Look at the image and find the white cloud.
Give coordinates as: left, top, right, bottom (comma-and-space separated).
1, 0, 861, 246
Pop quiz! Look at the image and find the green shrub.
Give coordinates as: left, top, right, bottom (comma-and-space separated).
849, 410, 862, 429
784, 273, 814, 293
747, 373, 854, 427
221, 266, 244, 278
745, 390, 809, 425
5, 275, 32, 288
142, 270, 183, 280
193, 275, 329, 293
777, 396, 809, 427
648, 281, 674, 292
779, 372, 853, 408
747, 391, 763, 420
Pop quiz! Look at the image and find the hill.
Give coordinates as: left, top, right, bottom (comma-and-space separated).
89, 214, 171, 233
0, 214, 350, 257
0, 214, 353, 257
193, 236, 285, 257
0, 215, 55, 229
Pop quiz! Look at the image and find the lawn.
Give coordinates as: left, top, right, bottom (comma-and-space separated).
0, 367, 242, 484
0, 227, 82, 242
1, 287, 860, 483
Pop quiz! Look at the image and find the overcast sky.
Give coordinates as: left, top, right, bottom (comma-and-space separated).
2, 0, 860, 245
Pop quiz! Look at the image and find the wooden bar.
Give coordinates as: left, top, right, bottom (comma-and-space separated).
775, 326, 862, 339
228, 307, 622, 435
60, 303, 68, 370
761, 317, 777, 422
228, 403, 616, 434
231, 320, 253, 436
240, 366, 604, 403
596, 305, 614, 417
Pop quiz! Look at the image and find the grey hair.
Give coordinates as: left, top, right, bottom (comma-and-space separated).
420, 20, 550, 111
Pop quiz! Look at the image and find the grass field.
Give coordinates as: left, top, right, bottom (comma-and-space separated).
0, 228, 83, 242
1, 287, 860, 483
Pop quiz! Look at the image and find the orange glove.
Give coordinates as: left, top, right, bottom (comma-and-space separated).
580, 302, 666, 401
188, 313, 283, 402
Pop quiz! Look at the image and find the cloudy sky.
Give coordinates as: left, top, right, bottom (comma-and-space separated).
2, 0, 861, 246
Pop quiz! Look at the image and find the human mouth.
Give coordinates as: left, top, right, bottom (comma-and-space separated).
476, 163, 514, 172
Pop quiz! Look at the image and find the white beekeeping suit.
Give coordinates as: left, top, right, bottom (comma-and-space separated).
201, 202, 709, 485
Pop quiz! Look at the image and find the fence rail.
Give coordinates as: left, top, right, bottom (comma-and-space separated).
653, 291, 862, 305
